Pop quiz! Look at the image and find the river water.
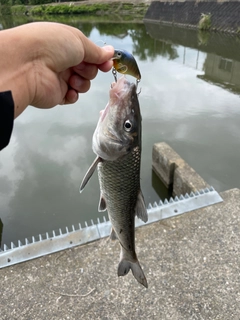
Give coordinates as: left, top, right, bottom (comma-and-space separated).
1, 16, 240, 247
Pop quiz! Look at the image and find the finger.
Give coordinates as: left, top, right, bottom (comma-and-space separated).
63, 89, 79, 105
98, 60, 113, 73
73, 62, 98, 80
68, 75, 91, 93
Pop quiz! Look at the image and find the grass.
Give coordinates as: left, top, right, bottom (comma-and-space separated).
9, 2, 149, 17
10, 4, 26, 15
198, 13, 211, 31
30, 3, 111, 15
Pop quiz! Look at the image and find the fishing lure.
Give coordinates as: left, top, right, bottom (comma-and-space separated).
112, 49, 141, 86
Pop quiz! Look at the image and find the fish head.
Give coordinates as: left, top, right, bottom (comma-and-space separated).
93, 76, 141, 161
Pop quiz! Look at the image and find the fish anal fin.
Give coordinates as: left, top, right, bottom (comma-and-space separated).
135, 190, 148, 223
109, 227, 118, 241
79, 156, 101, 193
98, 194, 107, 212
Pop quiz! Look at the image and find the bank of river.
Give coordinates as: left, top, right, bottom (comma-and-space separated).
5, 1, 150, 19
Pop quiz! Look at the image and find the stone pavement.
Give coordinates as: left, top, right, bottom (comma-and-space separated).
1, 188, 239, 319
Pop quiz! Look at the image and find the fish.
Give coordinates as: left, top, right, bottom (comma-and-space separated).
80, 76, 148, 288
112, 49, 141, 82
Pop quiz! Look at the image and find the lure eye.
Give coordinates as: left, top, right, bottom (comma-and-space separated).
124, 120, 132, 132
117, 51, 122, 58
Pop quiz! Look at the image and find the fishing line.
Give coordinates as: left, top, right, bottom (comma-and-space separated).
95, 39, 107, 47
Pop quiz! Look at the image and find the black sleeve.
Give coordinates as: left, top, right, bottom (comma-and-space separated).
0, 91, 14, 151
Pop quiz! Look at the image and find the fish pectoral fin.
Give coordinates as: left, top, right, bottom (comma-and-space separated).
118, 259, 148, 289
109, 227, 118, 241
79, 156, 101, 193
135, 190, 148, 223
98, 194, 107, 212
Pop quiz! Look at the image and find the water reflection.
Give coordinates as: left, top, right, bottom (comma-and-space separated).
1, 17, 240, 247
144, 22, 240, 94
198, 54, 240, 95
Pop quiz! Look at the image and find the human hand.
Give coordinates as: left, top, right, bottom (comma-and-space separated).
0, 22, 114, 118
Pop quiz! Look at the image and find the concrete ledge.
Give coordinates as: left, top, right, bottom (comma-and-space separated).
1, 188, 239, 319
152, 142, 209, 196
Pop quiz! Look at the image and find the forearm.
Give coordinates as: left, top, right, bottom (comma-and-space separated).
0, 28, 33, 118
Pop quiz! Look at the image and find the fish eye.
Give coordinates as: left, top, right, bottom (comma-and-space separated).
124, 120, 132, 132
117, 52, 122, 58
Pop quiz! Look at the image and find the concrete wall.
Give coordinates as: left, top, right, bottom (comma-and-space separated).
144, 1, 240, 33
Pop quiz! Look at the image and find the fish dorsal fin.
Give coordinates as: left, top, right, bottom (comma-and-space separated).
79, 156, 101, 193
135, 190, 148, 223
98, 194, 107, 212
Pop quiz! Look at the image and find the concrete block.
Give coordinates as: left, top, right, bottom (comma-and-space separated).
173, 162, 209, 196
152, 142, 209, 196
152, 142, 182, 187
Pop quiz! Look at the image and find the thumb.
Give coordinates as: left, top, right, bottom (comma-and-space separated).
80, 35, 114, 65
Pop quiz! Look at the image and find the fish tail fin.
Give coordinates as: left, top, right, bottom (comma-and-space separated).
118, 259, 148, 288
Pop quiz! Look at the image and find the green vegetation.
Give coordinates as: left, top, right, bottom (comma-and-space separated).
198, 13, 211, 31
122, 3, 134, 10
10, 4, 26, 14
30, 3, 111, 15
1, 0, 63, 5
0, 1, 149, 17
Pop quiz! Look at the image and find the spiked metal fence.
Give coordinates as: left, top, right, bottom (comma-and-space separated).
0, 187, 222, 268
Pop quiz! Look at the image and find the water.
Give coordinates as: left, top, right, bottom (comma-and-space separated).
1, 16, 240, 247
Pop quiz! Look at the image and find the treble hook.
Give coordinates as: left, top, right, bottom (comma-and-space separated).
112, 66, 141, 94
136, 78, 140, 92
112, 68, 118, 83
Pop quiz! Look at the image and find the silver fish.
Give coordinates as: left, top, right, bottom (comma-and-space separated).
80, 76, 148, 288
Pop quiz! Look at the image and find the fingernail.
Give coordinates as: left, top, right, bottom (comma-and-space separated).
103, 45, 114, 53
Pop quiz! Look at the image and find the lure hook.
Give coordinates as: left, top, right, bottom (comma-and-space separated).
112, 67, 118, 83
136, 78, 141, 91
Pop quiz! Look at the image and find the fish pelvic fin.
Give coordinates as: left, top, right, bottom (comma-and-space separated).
135, 190, 148, 223
109, 227, 118, 241
118, 259, 148, 288
98, 194, 107, 212
79, 156, 101, 193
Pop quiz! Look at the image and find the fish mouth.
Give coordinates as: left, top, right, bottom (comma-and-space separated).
110, 76, 136, 102
100, 77, 134, 124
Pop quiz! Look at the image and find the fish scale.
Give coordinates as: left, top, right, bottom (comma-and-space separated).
98, 147, 141, 211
